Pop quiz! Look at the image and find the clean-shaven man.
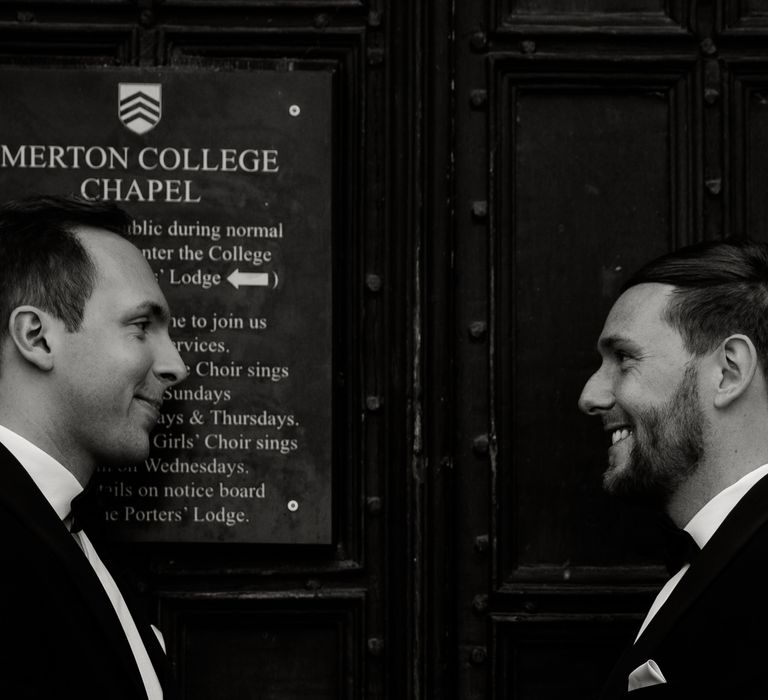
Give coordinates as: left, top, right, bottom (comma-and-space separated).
579, 238, 768, 697
0, 196, 187, 698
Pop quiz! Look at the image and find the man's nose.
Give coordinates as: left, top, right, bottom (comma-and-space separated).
578, 369, 614, 416
154, 334, 189, 386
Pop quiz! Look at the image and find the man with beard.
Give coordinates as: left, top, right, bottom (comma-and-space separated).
579, 239, 768, 697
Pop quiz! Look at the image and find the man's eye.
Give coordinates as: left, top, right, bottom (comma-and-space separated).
133, 320, 150, 332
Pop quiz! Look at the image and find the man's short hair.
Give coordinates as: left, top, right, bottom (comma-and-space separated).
0, 195, 131, 347
624, 238, 768, 371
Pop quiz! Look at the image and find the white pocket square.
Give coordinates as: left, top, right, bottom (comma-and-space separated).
628, 659, 667, 691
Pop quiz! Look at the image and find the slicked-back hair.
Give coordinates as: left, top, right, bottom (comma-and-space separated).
623, 238, 768, 373
0, 195, 132, 350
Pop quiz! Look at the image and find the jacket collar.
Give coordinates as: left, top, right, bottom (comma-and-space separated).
0, 424, 82, 522
602, 471, 768, 696
0, 442, 151, 698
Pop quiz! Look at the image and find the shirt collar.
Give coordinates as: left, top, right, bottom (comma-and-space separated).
685, 462, 768, 549
0, 424, 83, 522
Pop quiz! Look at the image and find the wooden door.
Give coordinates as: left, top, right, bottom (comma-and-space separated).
444, 1, 768, 698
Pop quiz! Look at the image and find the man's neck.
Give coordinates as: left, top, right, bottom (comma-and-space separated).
0, 413, 94, 487
667, 457, 768, 527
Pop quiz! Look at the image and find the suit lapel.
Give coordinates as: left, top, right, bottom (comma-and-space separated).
111, 561, 176, 699
0, 444, 148, 699
602, 472, 768, 696
636, 472, 768, 648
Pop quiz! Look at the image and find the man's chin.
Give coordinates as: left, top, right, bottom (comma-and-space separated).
602, 462, 626, 495
603, 438, 646, 496
102, 437, 150, 468
602, 460, 668, 510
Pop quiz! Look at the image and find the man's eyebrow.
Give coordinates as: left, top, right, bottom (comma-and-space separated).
597, 334, 640, 353
130, 301, 170, 323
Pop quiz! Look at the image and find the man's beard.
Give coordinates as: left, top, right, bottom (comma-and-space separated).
603, 363, 706, 510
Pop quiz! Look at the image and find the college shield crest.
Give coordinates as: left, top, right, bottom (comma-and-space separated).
118, 83, 162, 135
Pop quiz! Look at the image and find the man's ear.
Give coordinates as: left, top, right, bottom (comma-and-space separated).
7, 306, 56, 371
713, 334, 759, 409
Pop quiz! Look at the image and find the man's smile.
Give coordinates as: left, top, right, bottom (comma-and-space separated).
604, 423, 635, 471
611, 427, 633, 446
134, 394, 163, 420
604, 419, 634, 447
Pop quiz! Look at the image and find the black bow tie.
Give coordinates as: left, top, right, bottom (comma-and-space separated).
658, 516, 700, 574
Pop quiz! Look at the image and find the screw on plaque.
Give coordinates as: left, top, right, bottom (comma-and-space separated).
474, 534, 489, 553
472, 594, 488, 613
366, 395, 382, 412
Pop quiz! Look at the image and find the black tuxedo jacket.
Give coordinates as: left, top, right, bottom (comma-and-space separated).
600, 472, 768, 698
0, 443, 173, 699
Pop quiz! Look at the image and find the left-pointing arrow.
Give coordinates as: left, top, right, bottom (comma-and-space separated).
227, 269, 270, 289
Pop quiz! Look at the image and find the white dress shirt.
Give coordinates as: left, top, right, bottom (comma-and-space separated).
0, 424, 163, 699
636, 462, 768, 641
